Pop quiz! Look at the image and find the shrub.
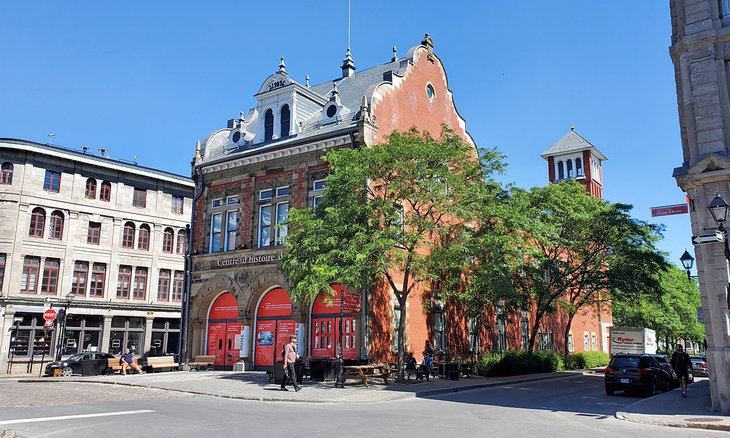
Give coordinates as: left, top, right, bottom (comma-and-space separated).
475, 350, 564, 377
563, 351, 610, 370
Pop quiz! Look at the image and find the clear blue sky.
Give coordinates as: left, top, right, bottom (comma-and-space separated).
0, 1, 694, 272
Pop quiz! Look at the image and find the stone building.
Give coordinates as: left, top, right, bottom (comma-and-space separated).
186, 36, 612, 371
0, 139, 193, 374
670, 0, 730, 412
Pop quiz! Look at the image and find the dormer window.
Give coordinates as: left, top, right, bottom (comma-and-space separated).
326, 105, 337, 118
576, 158, 583, 177
264, 109, 274, 142
566, 160, 574, 178
557, 161, 565, 180
280, 105, 290, 138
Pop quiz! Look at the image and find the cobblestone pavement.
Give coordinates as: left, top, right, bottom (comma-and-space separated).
0, 380, 193, 408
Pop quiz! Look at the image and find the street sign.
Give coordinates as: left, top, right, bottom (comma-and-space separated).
43, 308, 57, 322
692, 230, 725, 244
697, 307, 704, 323
651, 204, 689, 217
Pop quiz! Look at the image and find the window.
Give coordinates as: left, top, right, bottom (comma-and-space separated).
100, 181, 111, 201
172, 195, 184, 214
49, 211, 64, 240
557, 161, 565, 180
151, 318, 180, 356
43, 170, 61, 192
258, 205, 271, 247
29, 207, 46, 238
584, 333, 590, 351
426, 83, 436, 102
576, 158, 583, 177
520, 311, 529, 350
211, 198, 224, 208
259, 189, 273, 201
280, 104, 290, 138
392, 305, 402, 354
85, 178, 97, 199
117, 265, 132, 299
138, 224, 150, 251
1, 162, 13, 184
227, 195, 239, 206
8, 314, 51, 357
176, 229, 186, 254
468, 317, 480, 353
432, 298, 445, 351
210, 213, 222, 252
89, 263, 106, 297
568, 333, 574, 353
312, 179, 326, 207
172, 271, 183, 302
40, 258, 60, 295
276, 186, 289, 197
567, 159, 574, 178
722, 0, 730, 18
275, 202, 288, 245
264, 109, 274, 141
497, 316, 506, 352
87, 222, 101, 245
58, 316, 103, 356
157, 269, 171, 301
226, 211, 238, 251
591, 333, 597, 351
0, 253, 5, 292
109, 317, 145, 355
122, 222, 135, 249
72, 261, 89, 297
162, 228, 174, 253
133, 267, 148, 300
537, 331, 553, 351
133, 188, 146, 208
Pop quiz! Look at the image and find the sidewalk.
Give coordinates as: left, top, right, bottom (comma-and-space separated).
616, 379, 730, 432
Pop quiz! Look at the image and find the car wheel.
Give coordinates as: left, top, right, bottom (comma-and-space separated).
605, 387, 615, 396
645, 382, 657, 397
61, 366, 74, 377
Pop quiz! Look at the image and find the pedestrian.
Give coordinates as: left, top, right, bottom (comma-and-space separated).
671, 343, 692, 398
120, 348, 144, 375
280, 335, 301, 392
422, 339, 435, 376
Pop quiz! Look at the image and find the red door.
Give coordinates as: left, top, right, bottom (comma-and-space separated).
207, 293, 241, 367
254, 288, 295, 368
310, 284, 359, 360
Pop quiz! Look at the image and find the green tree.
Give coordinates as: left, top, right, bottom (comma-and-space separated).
280, 126, 506, 381
613, 264, 704, 347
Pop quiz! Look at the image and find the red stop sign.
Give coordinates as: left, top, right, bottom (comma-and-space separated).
43, 308, 57, 322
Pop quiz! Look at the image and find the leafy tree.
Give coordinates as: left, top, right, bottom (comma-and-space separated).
613, 264, 704, 347
280, 126, 506, 381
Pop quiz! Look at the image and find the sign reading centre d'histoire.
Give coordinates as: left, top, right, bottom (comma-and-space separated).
195, 252, 284, 271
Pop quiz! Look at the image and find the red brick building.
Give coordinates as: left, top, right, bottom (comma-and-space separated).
184, 35, 611, 371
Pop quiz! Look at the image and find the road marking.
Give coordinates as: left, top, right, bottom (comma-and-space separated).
0, 409, 155, 425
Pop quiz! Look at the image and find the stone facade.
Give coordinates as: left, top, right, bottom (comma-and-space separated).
0, 139, 193, 374
670, 0, 730, 413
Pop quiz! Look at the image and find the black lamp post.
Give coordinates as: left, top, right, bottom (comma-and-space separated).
708, 193, 730, 260
679, 249, 695, 282
55, 291, 75, 361
335, 287, 345, 388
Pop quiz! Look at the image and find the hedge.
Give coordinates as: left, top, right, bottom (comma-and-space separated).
563, 351, 610, 370
474, 350, 564, 377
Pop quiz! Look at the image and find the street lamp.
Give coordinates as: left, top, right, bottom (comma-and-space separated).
708, 193, 730, 260
679, 249, 695, 282
335, 287, 345, 388
55, 291, 75, 360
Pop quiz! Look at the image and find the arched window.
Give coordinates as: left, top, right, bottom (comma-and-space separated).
49, 210, 64, 240
138, 224, 150, 251
176, 229, 186, 254
162, 227, 174, 253
100, 181, 111, 202
122, 222, 135, 248
29, 207, 46, 237
264, 109, 274, 142
280, 104, 290, 138
557, 161, 565, 180
567, 160, 574, 178
85, 178, 97, 199
1, 162, 13, 184
576, 158, 583, 177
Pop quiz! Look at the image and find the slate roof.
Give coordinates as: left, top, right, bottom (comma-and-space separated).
540, 128, 607, 161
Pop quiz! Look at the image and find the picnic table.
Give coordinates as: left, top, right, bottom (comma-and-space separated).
343, 364, 390, 388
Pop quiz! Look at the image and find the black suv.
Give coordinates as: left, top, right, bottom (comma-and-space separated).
604, 354, 672, 396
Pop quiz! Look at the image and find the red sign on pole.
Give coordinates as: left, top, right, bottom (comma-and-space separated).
651, 204, 689, 217
43, 308, 57, 322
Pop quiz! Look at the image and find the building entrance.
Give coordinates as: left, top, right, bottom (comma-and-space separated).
206, 292, 241, 368
254, 287, 295, 368
310, 284, 359, 360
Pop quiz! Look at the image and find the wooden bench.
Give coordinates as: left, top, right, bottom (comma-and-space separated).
188, 355, 216, 371
343, 364, 389, 388
406, 364, 431, 382
145, 356, 179, 372
107, 357, 123, 374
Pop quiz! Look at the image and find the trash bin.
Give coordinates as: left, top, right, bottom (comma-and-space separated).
438, 362, 447, 378
447, 362, 459, 381
309, 358, 336, 381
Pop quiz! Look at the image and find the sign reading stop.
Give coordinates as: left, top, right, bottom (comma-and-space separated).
43, 308, 57, 322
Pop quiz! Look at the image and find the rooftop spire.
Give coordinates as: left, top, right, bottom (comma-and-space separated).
341, 0, 356, 77
278, 57, 287, 74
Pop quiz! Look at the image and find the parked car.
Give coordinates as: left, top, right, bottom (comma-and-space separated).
44, 352, 115, 377
691, 356, 709, 377
650, 354, 679, 388
604, 354, 672, 396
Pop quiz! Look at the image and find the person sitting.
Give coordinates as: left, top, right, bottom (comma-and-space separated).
120, 348, 144, 375
405, 352, 417, 371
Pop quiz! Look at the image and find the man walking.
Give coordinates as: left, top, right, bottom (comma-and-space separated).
671, 343, 692, 398
281, 335, 301, 392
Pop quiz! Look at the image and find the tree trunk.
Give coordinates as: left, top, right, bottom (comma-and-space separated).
528, 309, 545, 353
396, 295, 408, 383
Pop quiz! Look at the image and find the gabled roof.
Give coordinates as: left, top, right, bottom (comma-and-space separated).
540, 128, 608, 161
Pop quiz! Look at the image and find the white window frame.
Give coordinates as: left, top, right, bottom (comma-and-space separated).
259, 189, 273, 201
275, 186, 289, 197
211, 198, 223, 208
225, 210, 238, 251
258, 204, 272, 247
226, 195, 239, 206
275, 201, 289, 246
210, 212, 222, 252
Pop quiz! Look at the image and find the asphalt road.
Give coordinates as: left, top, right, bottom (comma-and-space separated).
0, 374, 723, 437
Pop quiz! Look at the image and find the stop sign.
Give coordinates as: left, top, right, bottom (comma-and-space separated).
43, 308, 57, 322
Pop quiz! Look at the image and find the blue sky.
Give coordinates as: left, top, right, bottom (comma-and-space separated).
0, 1, 694, 272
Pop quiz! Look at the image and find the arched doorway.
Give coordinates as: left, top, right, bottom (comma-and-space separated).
310, 284, 359, 360
254, 287, 296, 369
206, 292, 241, 368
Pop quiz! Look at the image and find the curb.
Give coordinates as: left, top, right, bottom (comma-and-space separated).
410, 372, 572, 398
615, 410, 730, 432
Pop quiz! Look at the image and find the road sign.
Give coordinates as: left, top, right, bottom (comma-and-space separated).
43, 308, 57, 322
692, 230, 725, 244
651, 204, 689, 217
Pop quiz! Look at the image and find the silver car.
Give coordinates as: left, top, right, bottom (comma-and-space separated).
691, 356, 709, 377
